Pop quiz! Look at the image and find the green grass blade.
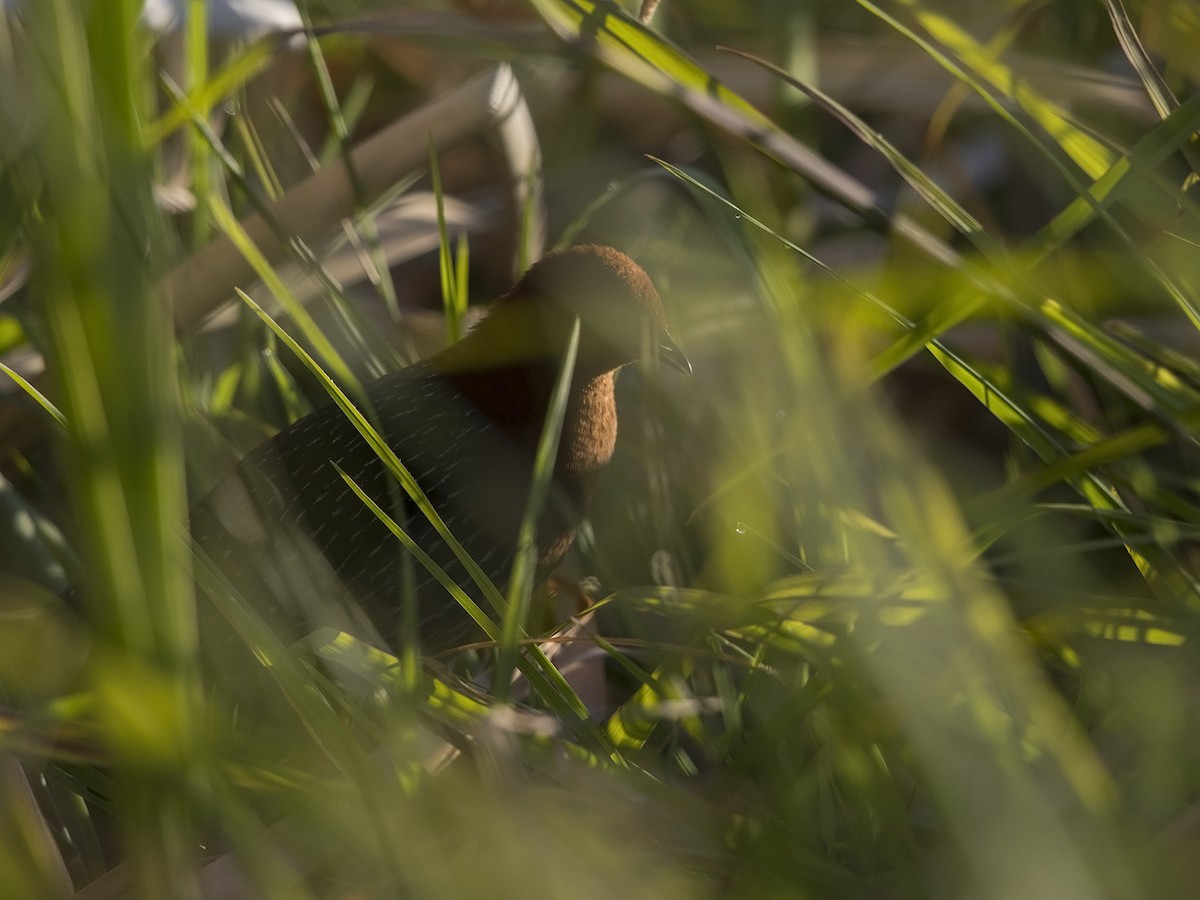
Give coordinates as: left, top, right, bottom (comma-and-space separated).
494, 318, 579, 704
889, 0, 1115, 178
0, 362, 66, 430
145, 38, 279, 145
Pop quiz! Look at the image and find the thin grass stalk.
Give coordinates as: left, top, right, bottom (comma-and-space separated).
494, 319, 580, 704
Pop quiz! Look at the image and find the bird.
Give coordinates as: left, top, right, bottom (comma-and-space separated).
190, 244, 690, 656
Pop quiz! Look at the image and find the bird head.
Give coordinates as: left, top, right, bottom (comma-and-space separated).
492, 244, 691, 378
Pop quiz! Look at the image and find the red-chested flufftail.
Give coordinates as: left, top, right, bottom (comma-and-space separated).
191, 245, 689, 652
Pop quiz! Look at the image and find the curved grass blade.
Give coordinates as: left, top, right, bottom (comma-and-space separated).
0, 362, 66, 430
1104, 0, 1180, 122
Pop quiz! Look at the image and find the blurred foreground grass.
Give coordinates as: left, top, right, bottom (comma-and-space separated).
1, 1, 1199, 897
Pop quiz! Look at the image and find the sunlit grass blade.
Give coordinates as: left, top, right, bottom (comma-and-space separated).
145, 37, 280, 145
0, 362, 65, 430
210, 196, 359, 391
721, 44, 1200, 375
886, 0, 1116, 178
854, 0, 1200, 331
1030, 94, 1200, 257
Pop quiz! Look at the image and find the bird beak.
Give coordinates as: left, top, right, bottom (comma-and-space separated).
658, 333, 693, 376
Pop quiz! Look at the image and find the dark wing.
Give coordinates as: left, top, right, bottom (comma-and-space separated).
190, 368, 535, 653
